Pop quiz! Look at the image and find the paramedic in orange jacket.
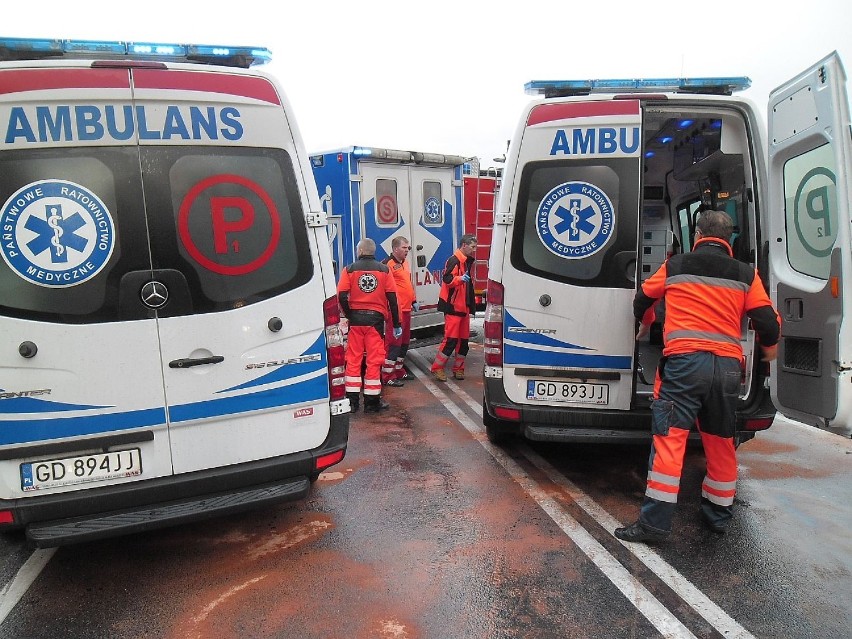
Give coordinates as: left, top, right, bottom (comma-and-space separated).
431, 234, 477, 381
337, 238, 402, 413
381, 236, 417, 386
616, 210, 780, 543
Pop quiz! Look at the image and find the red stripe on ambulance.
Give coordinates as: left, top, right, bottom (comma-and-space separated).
527, 100, 639, 126
0, 68, 130, 95
133, 69, 281, 105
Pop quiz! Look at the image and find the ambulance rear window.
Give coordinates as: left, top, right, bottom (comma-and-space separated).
0, 146, 311, 322
510, 158, 639, 288
144, 146, 312, 314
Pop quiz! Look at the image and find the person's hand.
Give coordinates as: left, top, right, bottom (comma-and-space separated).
393, 326, 403, 339
412, 301, 420, 312
761, 344, 778, 362
636, 323, 650, 341
460, 273, 470, 283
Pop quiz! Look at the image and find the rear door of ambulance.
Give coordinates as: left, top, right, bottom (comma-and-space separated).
0, 63, 171, 497
132, 65, 331, 473
500, 100, 641, 411
358, 162, 455, 327
767, 52, 852, 435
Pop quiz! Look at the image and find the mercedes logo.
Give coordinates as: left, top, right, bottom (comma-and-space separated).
140, 280, 169, 309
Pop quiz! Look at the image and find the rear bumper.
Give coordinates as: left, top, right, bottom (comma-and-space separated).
1, 412, 348, 547
484, 377, 775, 444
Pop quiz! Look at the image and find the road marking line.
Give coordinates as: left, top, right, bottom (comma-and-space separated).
409, 352, 695, 638
0, 547, 57, 626
410, 350, 755, 639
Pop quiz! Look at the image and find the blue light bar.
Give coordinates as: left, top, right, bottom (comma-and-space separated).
0, 36, 272, 68
524, 77, 751, 97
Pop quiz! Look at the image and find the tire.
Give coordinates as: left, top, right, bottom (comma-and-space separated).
483, 401, 510, 445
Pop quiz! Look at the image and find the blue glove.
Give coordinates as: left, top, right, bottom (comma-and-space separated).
412, 301, 420, 312
393, 326, 403, 339
460, 273, 470, 283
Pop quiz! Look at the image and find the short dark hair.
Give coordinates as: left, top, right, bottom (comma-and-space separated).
696, 210, 734, 243
460, 233, 477, 247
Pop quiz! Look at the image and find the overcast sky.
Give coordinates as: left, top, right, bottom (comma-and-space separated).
9, 0, 852, 168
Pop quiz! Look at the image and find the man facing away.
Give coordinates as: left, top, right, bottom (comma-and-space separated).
381, 235, 417, 387
616, 209, 780, 543
337, 238, 402, 413
431, 233, 477, 382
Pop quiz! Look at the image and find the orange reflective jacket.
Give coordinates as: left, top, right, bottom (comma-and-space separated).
634, 238, 780, 359
337, 255, 400, 327
437, 248, 475, 317
382, 255, 415, 312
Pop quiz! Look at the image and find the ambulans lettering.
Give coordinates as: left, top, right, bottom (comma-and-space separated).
549, 127, 640, 156
1, 180, 115, 287
535, 181, 614, 259
5, 105, 243, 144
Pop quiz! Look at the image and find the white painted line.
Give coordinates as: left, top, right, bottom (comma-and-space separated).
409, 352, 695, 638
410, 350, 756, 639
0, 547, 56, 625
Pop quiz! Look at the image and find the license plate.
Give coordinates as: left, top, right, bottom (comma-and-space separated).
526, 380, 609, 405
20, 448, 142, 492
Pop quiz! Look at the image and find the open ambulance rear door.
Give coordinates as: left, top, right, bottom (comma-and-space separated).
767, 51, 852, 436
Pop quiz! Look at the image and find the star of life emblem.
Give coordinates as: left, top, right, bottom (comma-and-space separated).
424, 196, 441, 223
1, 180, 116, 287
358, 272, 379, 293
535, 181, 614, 259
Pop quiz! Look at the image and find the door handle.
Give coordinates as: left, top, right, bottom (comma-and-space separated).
169, 356, 225, 368
784, 298, 804, 321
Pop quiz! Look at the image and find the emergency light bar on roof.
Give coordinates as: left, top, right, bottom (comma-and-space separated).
0, 36, 272, 68
524, 77, 751, 98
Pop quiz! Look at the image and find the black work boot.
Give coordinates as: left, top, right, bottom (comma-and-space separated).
346, 392, 360, 413
614, 521, 669, 543
364, 395, 390, 412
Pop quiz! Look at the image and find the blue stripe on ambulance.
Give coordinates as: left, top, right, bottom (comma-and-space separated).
1, 335, 329, 445
503, 311, 592, 350
0, 407, 166, 446
0, 395, 107, 414
502, 311, 631, 369
168, 373, 328, 423
221, 333, 327, 392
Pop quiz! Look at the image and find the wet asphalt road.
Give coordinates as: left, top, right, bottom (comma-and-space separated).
1, 337, 850, 638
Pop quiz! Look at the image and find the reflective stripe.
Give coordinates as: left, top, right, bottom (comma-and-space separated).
646, 487, 679, 503
666, 274, 750, 292
345, 376, 362, 384
702, 488, 735, 506
648, 470, 680, 487
703, 477, 737, 491
666, 329, 741, 345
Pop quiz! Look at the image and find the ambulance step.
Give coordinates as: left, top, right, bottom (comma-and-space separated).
25, 477, 310, 548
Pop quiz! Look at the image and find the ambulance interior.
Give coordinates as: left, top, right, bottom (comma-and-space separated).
634, 106, 757, 404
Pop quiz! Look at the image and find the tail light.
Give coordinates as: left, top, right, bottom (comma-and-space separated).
742, 416, 775, 431
315, 449, 345, 473
483, 279, 504, 367
323, 295, 347, 401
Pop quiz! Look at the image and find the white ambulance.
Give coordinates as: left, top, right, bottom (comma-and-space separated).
0, 37, 348, 547
483, 53, 852, 444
